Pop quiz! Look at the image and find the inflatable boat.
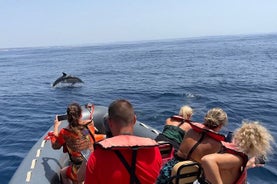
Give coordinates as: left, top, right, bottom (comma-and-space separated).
9, 105, 162, 184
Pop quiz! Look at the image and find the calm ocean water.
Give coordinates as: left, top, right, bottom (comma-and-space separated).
1, 34, 277, 184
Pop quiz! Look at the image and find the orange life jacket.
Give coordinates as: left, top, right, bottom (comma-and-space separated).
46, 122, 106, 159
63, 123, 106, 157
86, 123, 106, 142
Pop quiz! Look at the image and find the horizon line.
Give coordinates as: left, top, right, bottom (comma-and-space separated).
1, 32, 276, 50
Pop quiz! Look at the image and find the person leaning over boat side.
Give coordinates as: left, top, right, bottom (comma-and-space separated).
51, 103, 95, 184
155, 105, 193, 150
156, 107, 228, 184
200, 121, 274, 184
84, 99, 163, 184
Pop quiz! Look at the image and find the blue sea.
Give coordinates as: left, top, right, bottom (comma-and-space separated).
1, 34, 277, 184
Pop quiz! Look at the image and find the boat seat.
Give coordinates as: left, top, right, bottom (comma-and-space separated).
157, 141, 174, 165
170, 160, 201, 184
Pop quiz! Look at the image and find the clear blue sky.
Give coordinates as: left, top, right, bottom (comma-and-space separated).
1, 0, 277, 48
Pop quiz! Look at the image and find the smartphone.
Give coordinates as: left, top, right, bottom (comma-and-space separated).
57, 114, 67, 121
255, 155, 266, 165
225, 131, 233, 142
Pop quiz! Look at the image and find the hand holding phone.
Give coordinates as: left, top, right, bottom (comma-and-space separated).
57, 114, 68, 121
225, 131, 233, 142
255, 155, 266, 165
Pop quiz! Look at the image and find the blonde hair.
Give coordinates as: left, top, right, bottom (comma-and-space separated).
179, 105, 193, 120
233, 121, 274, 158
203, 108, 228, 129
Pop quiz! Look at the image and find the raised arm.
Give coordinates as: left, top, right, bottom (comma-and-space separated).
51, 115, 63, 149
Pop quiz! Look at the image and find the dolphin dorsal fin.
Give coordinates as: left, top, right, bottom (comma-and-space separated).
62, 72, 67, 76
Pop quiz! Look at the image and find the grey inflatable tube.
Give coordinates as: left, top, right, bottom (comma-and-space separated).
10, 105, 160, 184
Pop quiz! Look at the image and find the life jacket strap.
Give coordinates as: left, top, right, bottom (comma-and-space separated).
186, 131, 206, 160
114, 149, 141, 184
171, 115, 190, 127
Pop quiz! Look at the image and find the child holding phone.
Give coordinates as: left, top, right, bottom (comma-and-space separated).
50, 103, 104, 184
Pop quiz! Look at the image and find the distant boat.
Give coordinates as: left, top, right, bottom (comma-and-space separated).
52, 72, 84, 87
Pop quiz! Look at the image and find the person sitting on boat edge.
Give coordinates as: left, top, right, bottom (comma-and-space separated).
50, 103, 102, 184
155, 105, 194, 150
200, 121, 274, 184
84, 99, 163, 184
156, 107, 228, 184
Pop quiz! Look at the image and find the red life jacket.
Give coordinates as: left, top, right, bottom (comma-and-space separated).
189, 122, 226, 141
221, 141, 248, 184
97, 135, 160, 184
97, 135, 158, 149
170, 115, 190, 126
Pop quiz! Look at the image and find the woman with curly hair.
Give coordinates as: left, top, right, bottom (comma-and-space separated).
201, 121, 274, 184
51, 103, 95, 184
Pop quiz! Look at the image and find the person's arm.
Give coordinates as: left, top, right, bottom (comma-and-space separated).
246, 156, 265, 169
51, 116, 63, 149
53, 115, 62, 136
201, 153, 243, 184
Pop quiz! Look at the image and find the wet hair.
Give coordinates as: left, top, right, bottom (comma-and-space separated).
233, 121, 274, 158
203, 108, 228, 129
179, 105, 193, 120
67, 103, 83, 134
108, 99, 135, 126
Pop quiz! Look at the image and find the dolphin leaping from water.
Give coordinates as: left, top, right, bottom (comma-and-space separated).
52, 72, 84, 87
